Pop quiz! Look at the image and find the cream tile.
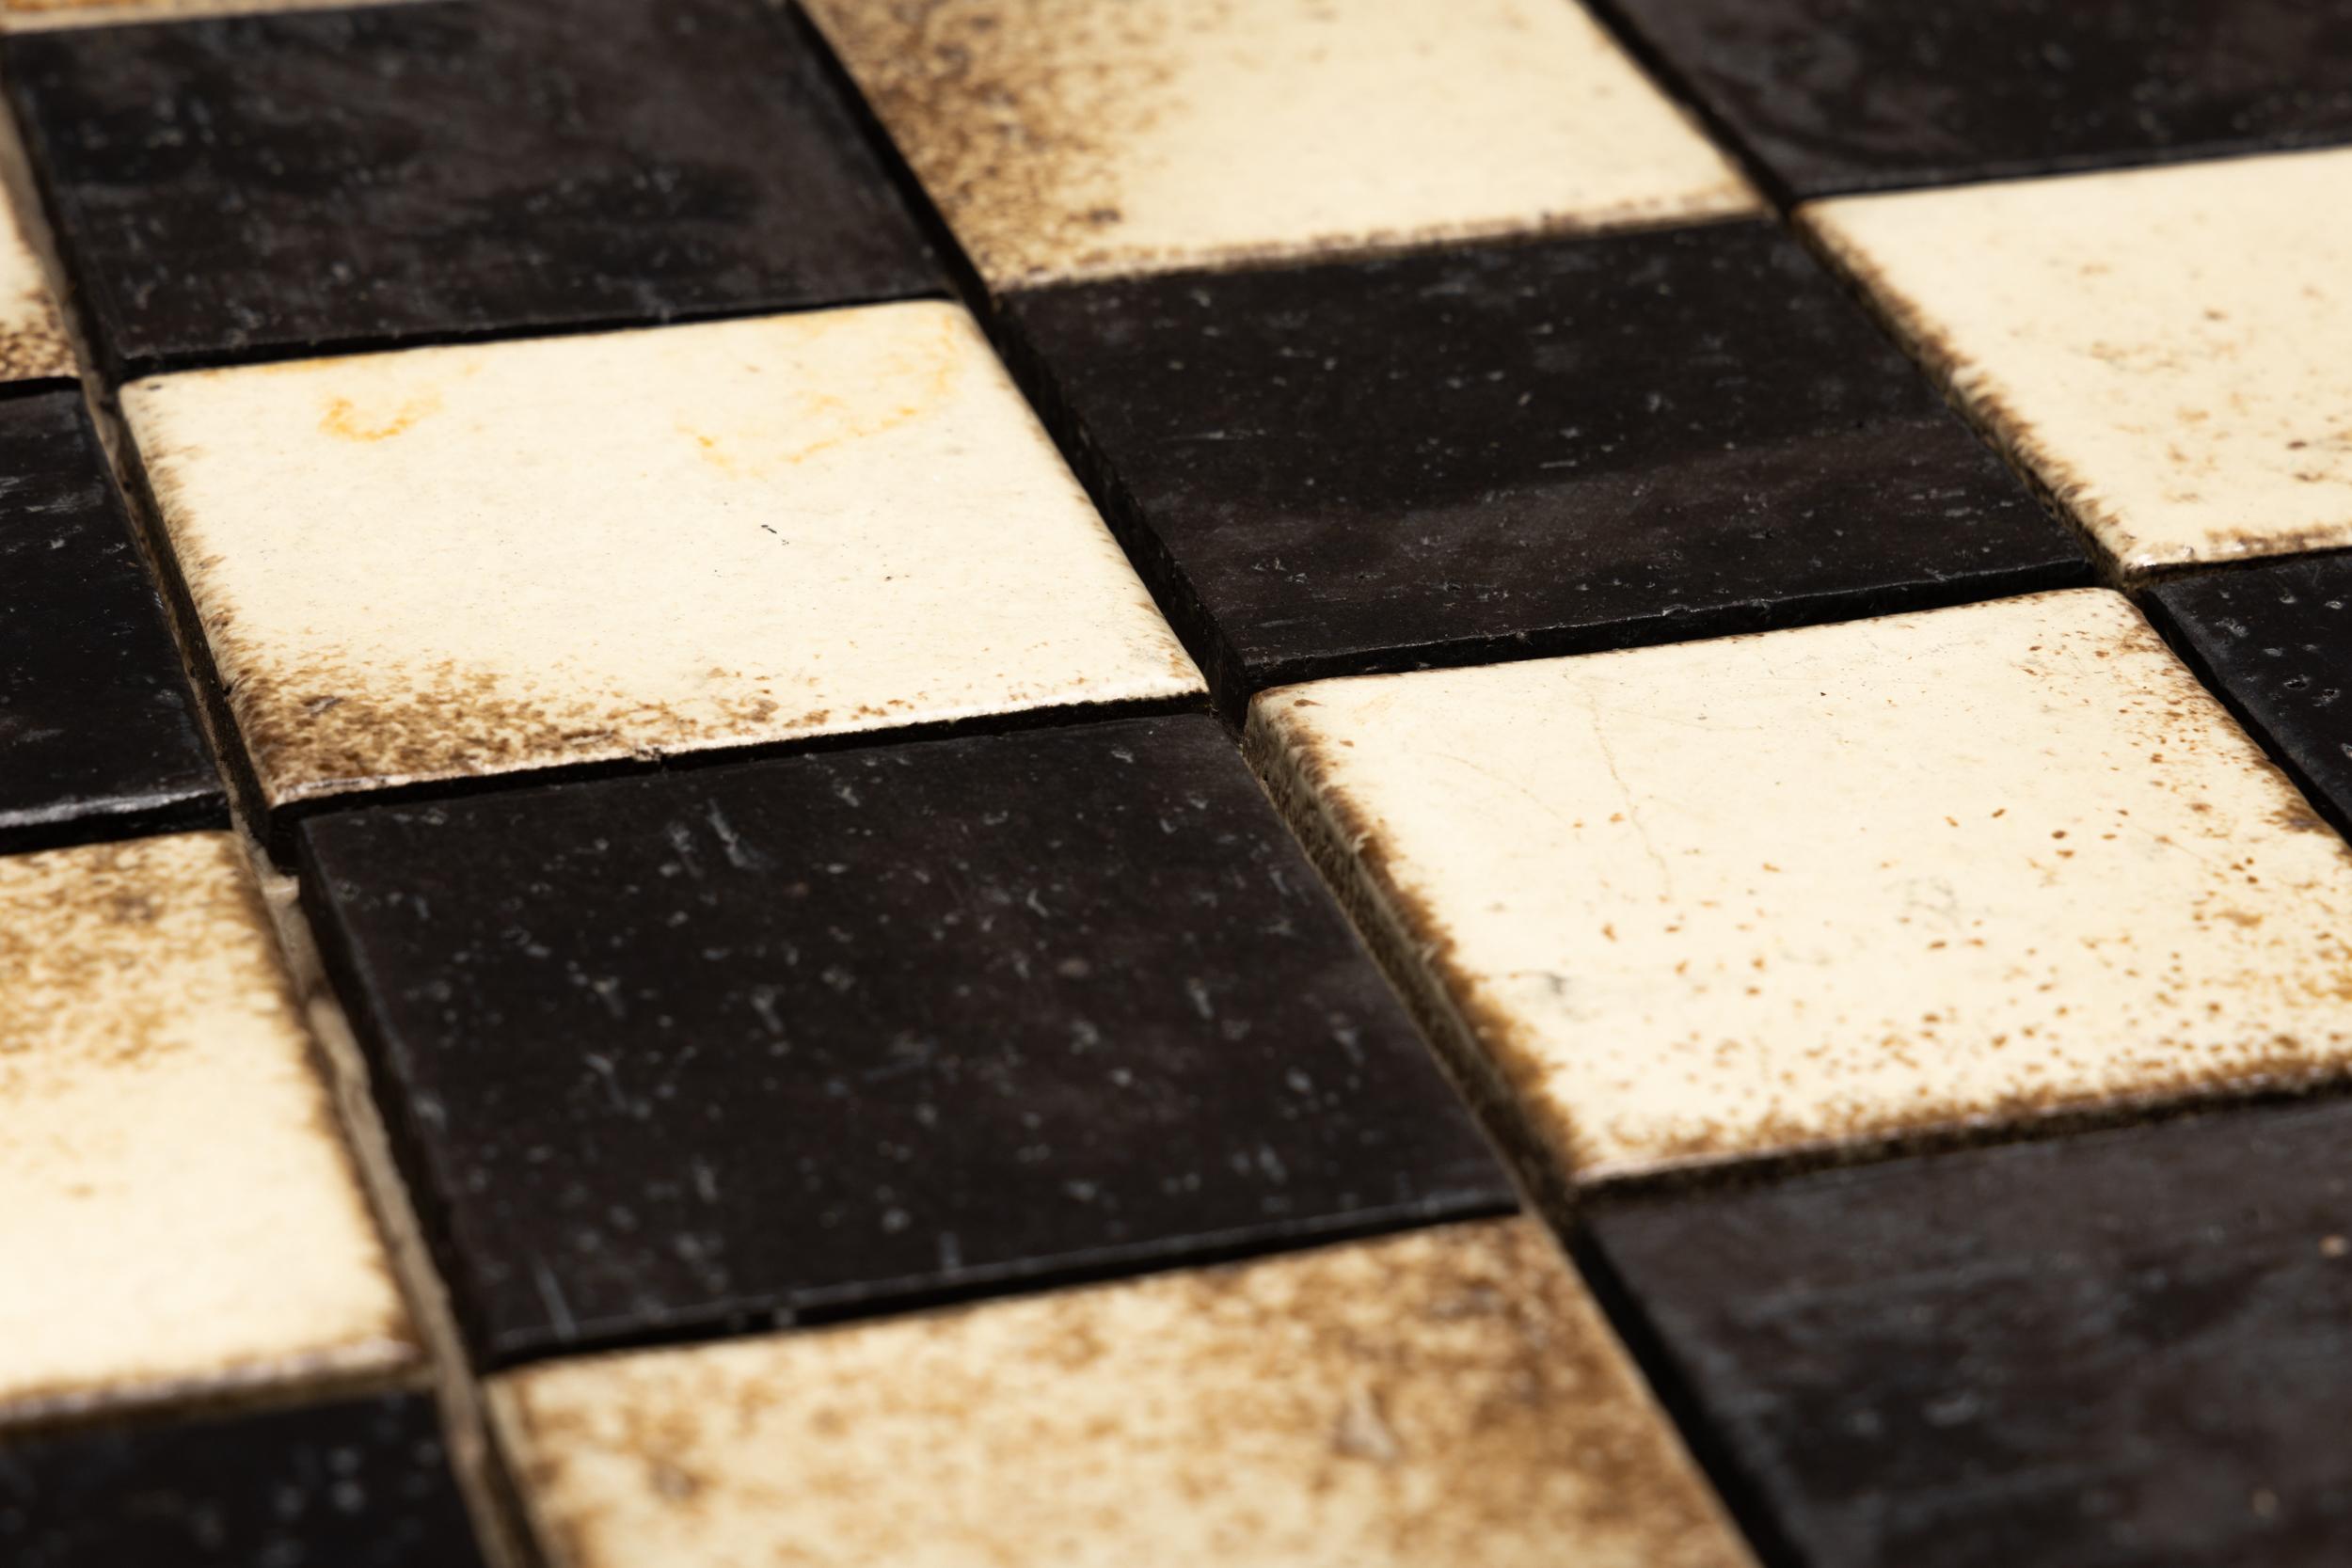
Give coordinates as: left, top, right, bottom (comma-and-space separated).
122, 303, 1200, 818
492, 1217, 1751, 1568
803, 0, 1757, 290
0, 193, 70, 383
0, 832, 414, 1426
1249, 589, 2352, 1181
1805, 148, 2352, 577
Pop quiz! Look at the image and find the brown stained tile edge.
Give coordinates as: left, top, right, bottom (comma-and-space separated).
1241, 697, 1588, 1227
252, 850, 548, 1568
1790, 203, 2137, 587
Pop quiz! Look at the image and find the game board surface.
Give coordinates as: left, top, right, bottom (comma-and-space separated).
1, 2, 2348, 1564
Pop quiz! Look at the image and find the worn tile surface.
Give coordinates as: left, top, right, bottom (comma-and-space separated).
1007, 220, 2088, 706
1606, 0, 2352, 201
1808, 147, 2352, 577
0, 389, 222, 854
5, 0, 937, 374
0, 832, 413, 1425
0, 194, 70, 381
123, 303, 1200, 834
494, 1217, 1751, 1568
803, 0, 1754, 290
298, 715, 1510, 1367
1251, 589, 2352, 1180
0, 1391, 487, 1566
1589, 1097, 2352, 1567
2148, 555, 2352, 838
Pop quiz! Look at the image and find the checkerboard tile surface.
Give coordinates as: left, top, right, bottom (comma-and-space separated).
4, 0, 2350, 1561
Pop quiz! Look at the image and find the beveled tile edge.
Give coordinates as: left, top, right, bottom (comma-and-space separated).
1791, 194, 2129, 585
0, 0, 437, 31
1241, 694, 1572, 1226
247, 845, 548, 1568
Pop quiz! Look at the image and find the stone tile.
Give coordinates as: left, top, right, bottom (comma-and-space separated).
1606, 0, 2352, 200
0, 194, 70, 382
1004, 220, 2086, 709
2147, 555, 2352, 838
121, 303, 1200, 847
1806, 147, 2352, 577
493, 1216, 1751, 1568
5, 0, 937, 374
0, 832, 413, 1427
803, 0, 1755, 291
0, 1390, 488, 1566
1587, 1096, 2352, 1568
297, 714, 1510, 1367
0, 389, 222, 854
1249, 588, 2352, 1181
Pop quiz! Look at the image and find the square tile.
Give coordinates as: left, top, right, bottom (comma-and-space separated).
297, 714, 1511, 1367
1249, 588, 2352, 1181
0, 194, 71, 383
2148, 555, 2352, 838
1588, 1097, 2352, 1567
492, 1217, 1752, 1568
122, 303, 1201, 847
5, 0, 938, 374
0, 388, 222, 854
0, 1390, 488, 1565
1004, 221, 2088, 707
1605, 0, 2352, 200
1806, 147, 2352, 576
0, 832, 413, 1426
802, 0, 1755, 290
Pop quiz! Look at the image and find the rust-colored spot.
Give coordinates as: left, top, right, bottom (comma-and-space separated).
320, 391, 441, 443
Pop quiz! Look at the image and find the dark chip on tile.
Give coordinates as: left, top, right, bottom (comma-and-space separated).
298, 714, 1512, 1367
2146, 555, 2352, 840
1599, 0, 2352, 200
1001, 220, 2089, 712
0, 388, 221, 853
5, 0, 940, 376
1586, 1098, 2352, 1568
0, 1391, 488, 1568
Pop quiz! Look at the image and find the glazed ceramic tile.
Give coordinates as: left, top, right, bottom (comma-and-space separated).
0, 1391, 488, 1566
0, 192, 70, 382
297, 715, 1511, 1366
0, 832, 413, 1425
121, 303, 1201, 844
4, 0, 937, 374
1607, 0, 2352, 200
1807, 147, 2352, 577
802, 0, 1755, 289
0, 390, 222, 854
1004, 221, 2088, 708
2147, 555, 2352, 839
1589, 1097, 2352, 1567
493, 1217, 1751, 1568
1250, 589, 2352, 1180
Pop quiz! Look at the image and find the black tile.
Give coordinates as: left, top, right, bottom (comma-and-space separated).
0, 388, 222, 853
2146, 557, 2352, 841
298, 714, 1512, 1367
1001, 222, 2089, 713
6, 0, 940, 378
0, 1391, 488, 1568
1586, 1100, 2352, 1568
1600, 0, 2352, 201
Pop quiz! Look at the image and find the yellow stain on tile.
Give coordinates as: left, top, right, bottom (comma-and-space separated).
0, 832, 414, 1426
1806, 147, 2352, 577
803, 0, 1757, 290
493, 1217, 1751, 1568
1250, 589, 2352, 1180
